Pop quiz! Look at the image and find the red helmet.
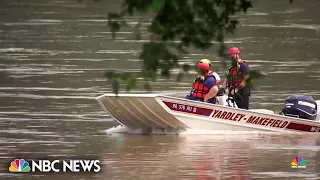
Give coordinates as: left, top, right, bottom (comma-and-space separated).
197, 62, 210, 71
229, 47, 240, 55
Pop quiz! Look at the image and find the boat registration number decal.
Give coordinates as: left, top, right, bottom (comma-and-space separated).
311, 127, 320, 132
212, 110, 289, 129
162, 101, 213, 116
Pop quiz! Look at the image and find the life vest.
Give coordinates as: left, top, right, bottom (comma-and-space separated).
227, 61, 247, 89
191, 74, 216, 98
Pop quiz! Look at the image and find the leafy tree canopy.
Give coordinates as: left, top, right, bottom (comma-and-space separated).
105, 0, 293, 94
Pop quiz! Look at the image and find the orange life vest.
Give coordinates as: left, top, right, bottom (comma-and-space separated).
191, 74, 215, 98
227, 61, 247, 89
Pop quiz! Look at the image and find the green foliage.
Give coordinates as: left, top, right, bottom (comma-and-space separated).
102, 0, 293, 94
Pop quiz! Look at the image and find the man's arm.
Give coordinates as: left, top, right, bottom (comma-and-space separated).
238, 63, 250, 88
222, 79, 227, 89
203, 77, 218, 102
204, 86, 218, 102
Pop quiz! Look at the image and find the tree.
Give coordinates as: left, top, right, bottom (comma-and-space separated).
106, 0, 293, 94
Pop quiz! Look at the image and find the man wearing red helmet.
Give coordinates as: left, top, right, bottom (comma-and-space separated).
222, 47, 251, 109
186, 62, 219, 103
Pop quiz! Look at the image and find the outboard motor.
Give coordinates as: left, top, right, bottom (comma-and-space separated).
281, 95, 318, 120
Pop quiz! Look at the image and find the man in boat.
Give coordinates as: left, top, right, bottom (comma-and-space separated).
222, 47, 251, 109
186, 62, 219, 103
199, 59, 221, 85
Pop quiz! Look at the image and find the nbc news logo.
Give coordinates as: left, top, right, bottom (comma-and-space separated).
9, 159, 101, 173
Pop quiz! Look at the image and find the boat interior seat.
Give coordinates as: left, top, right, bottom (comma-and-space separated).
316, 100, 320, 111
316, 100, 320, 121
249, 109, 275, 114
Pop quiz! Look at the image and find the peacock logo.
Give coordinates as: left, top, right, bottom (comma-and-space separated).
9, 159, 31, 172
291, 156, 306, 168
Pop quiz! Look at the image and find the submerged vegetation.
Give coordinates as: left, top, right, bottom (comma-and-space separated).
103, 0, 293, 94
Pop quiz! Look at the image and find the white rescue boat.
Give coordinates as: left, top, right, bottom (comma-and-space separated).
95, 93, 320, 133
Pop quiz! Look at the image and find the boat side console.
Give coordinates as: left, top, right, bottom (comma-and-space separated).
216, 95, 238, 108
216, 95, 274, 114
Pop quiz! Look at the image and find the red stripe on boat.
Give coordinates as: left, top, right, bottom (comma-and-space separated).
162, 101, 213, 116
286, 122, 320, 132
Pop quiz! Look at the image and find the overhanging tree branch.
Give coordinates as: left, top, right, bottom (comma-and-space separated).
102, 0, 293, 94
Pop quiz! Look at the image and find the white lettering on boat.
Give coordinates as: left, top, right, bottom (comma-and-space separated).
298, 101, 316, 109
211, 110, 289, 129
171, 103, 197, 113
172, 103, 178, 109
212, 110, 245, 121
246, 116, 288, 128
186, 106, 192, 111
163, 101, 214, 116
310, 127, 320, 132
178, 104, 185, 110
193, 107, 197, 113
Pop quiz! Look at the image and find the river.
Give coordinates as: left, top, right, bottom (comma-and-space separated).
0, 0, 320, 179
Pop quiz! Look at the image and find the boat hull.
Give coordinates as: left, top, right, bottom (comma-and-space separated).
95, 93, 320, 133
